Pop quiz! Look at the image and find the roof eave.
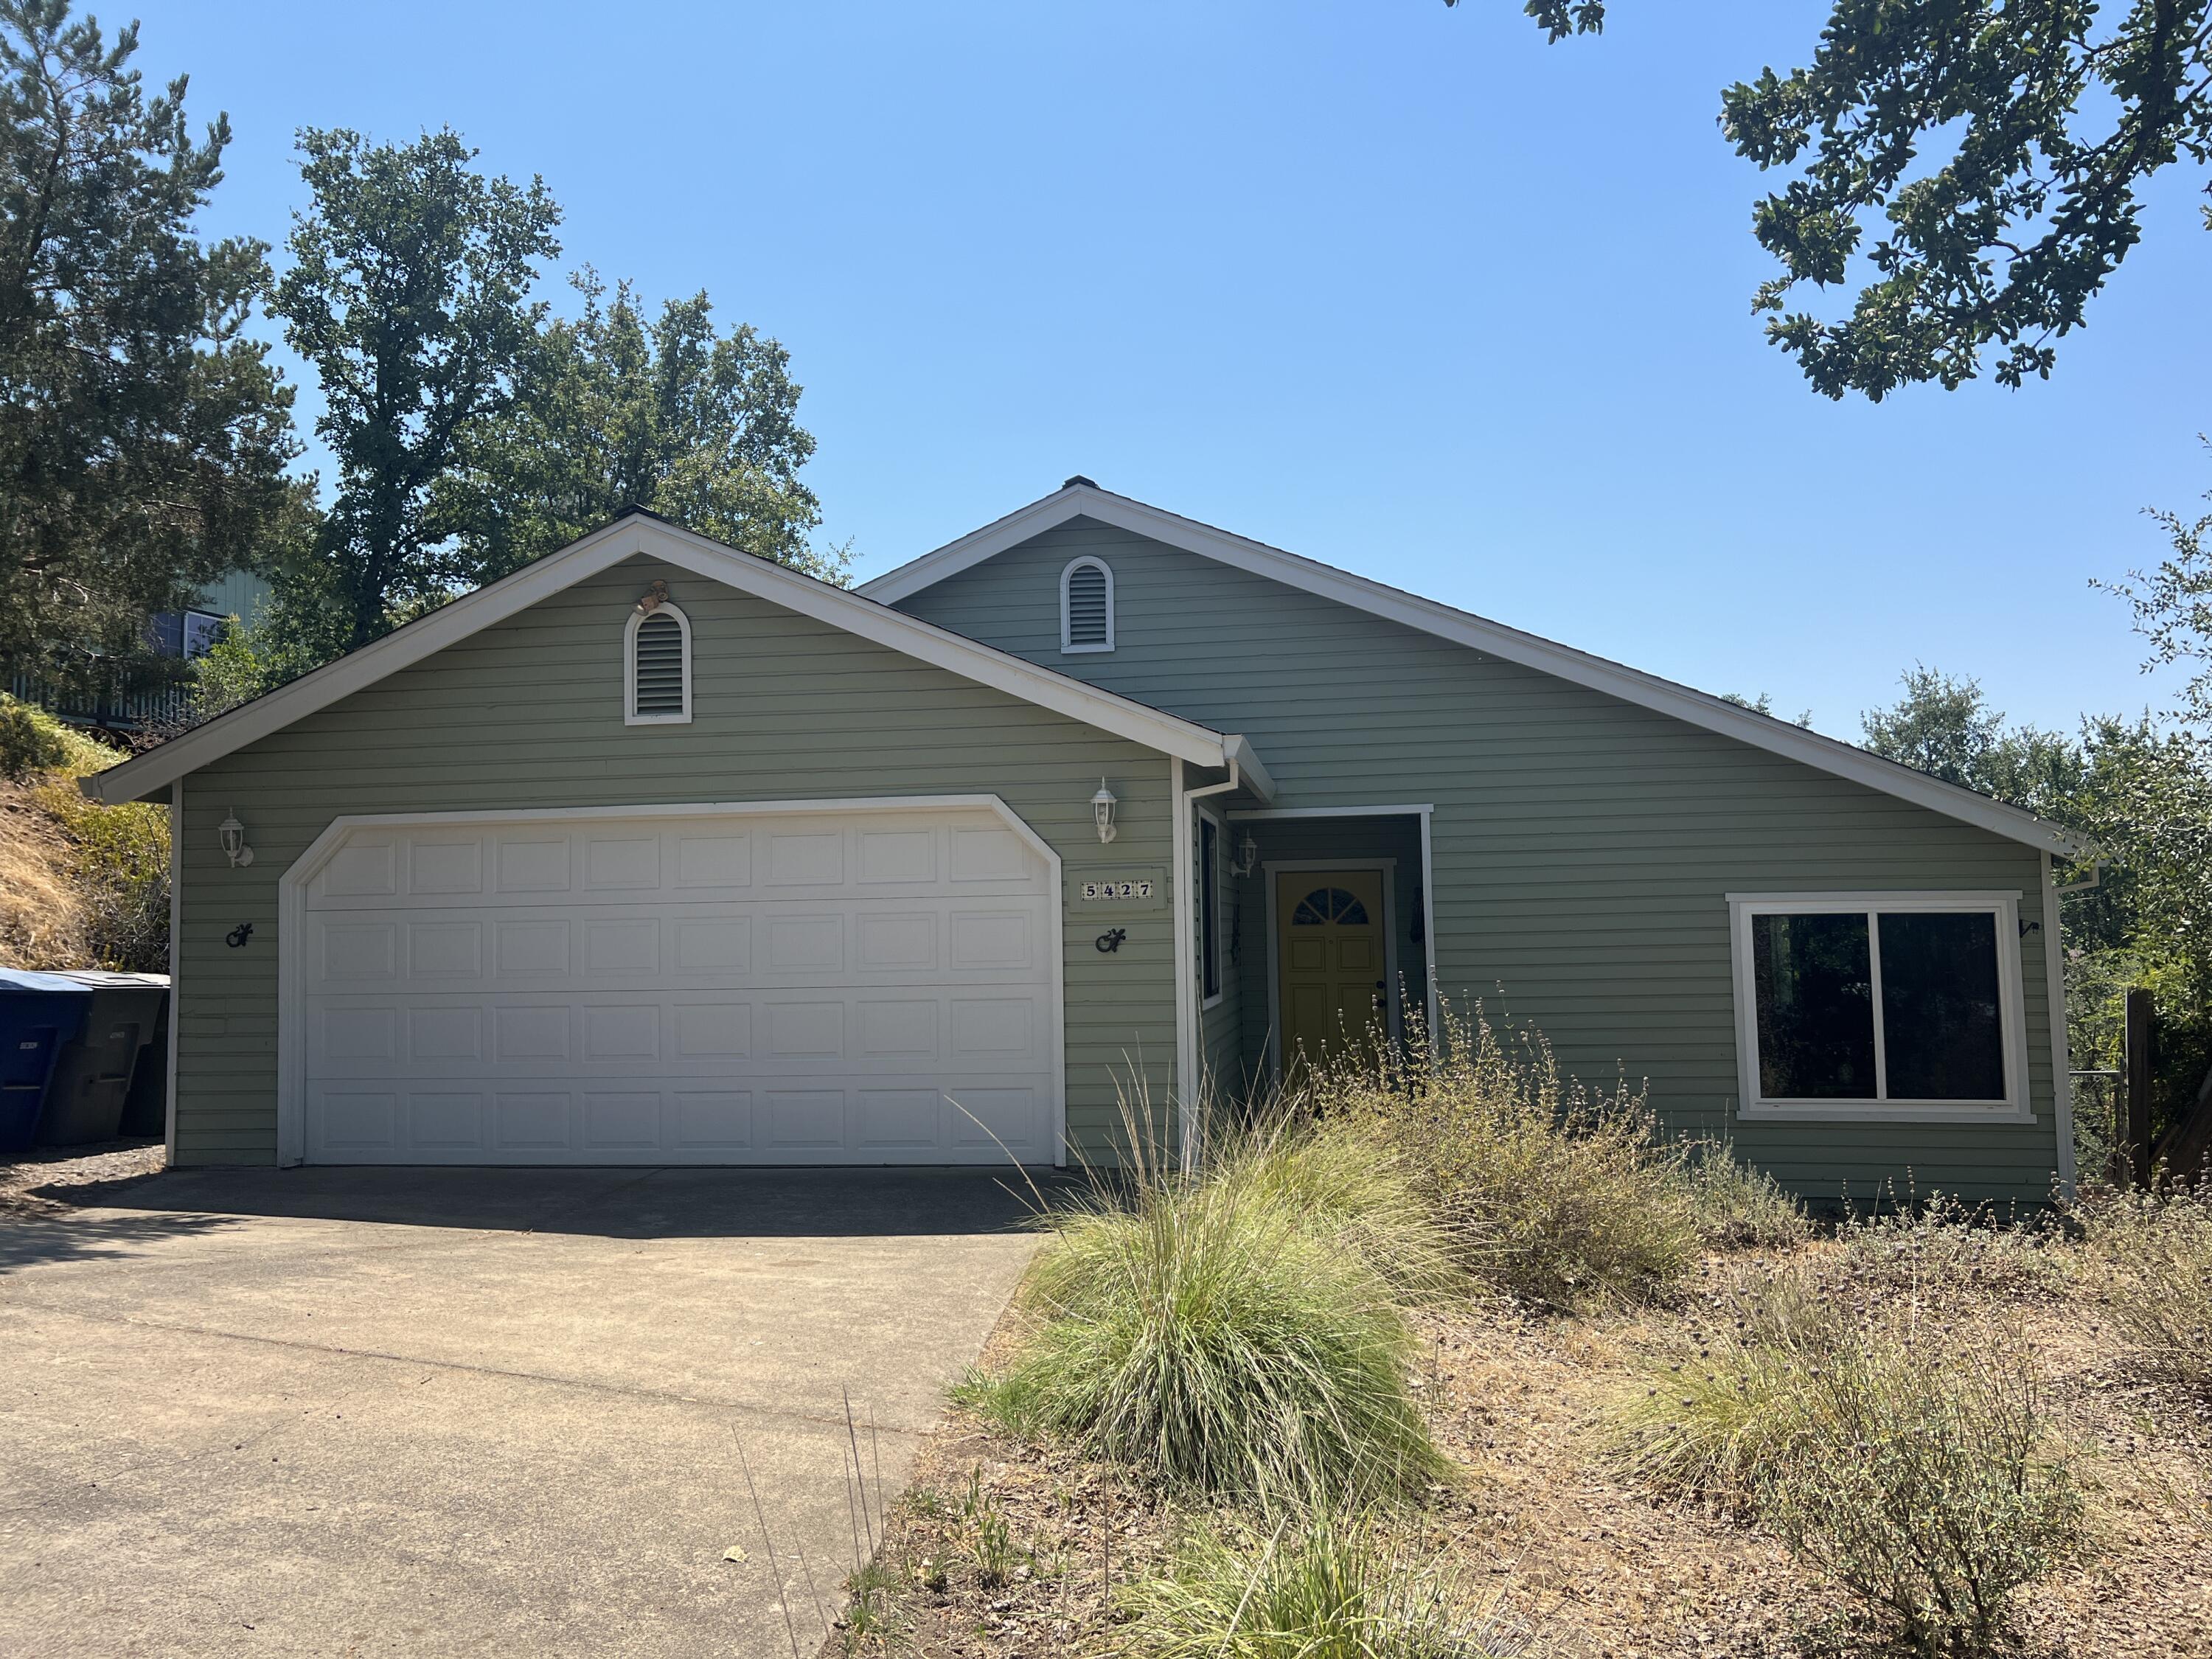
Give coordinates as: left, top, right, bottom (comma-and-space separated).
862, 484, 2092, 860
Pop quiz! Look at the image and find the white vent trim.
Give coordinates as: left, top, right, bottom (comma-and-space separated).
625, 601, 692, 724
1060, 556, 1115, 654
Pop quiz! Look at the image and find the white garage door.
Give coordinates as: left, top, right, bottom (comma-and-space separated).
293, 804, 1061, 1165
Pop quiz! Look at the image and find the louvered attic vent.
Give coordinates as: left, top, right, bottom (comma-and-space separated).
627, 605, 691, 722
1061, 557, 1113, 653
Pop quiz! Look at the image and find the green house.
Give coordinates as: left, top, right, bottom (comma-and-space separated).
84, 482, 2090, 1203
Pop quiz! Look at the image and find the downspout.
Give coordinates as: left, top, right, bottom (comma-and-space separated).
1177, 754, 1245, 1167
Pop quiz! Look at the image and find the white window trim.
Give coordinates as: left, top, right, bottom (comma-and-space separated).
1059, 556, 1115, 655
1727, 891, 2032, 1124
1197, 804, 1225, 1011
625, 602, 692, 725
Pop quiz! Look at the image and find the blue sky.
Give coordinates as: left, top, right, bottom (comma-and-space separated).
135, 1, 2208, 736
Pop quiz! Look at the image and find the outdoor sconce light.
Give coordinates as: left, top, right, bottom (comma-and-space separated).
1231, 830, 1259, 879
1091, 779, 1119, 845
218, 810, 254, 868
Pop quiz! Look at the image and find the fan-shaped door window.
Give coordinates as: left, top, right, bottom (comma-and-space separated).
625, 601, 692, 724
1291, 887, 1370, 927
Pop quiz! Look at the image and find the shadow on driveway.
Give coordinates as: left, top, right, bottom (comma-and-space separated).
22, 1162, 1067, 1243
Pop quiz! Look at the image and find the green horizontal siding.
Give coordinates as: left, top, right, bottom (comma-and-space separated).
894, 518, 2067, 1205
173, 555, 1178, 1166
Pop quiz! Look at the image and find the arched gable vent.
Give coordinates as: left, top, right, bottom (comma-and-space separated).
625, 600, 692, 724
1060, 557, 1114, 654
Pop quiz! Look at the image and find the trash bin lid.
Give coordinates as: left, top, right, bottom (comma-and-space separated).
55, 970, 170, 990
0, 969, 95, 995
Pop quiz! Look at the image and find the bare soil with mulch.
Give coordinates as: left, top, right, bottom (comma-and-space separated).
0, 1138, 165, 1216
825, 1244, 2211, 1658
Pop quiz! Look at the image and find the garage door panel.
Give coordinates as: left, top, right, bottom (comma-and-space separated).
300, 807, 1059, 1165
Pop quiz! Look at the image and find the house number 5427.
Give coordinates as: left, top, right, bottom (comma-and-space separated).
1081, 880, 1153, 901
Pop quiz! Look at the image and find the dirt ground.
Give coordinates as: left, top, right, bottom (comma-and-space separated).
827, 1240, 2212, 1658
0, 1138, 166, 1214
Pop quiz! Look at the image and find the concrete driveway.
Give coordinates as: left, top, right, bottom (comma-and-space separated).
0, 1166, 1046, 1658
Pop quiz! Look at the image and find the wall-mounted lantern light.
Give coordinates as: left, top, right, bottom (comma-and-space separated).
1091, 779, 1118, 845
219, 810, 254, 868
1231, 830, 1259, 879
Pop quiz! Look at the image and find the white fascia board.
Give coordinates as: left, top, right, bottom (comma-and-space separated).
82, 515, 1245, 804
1222, 735, 1276, 805
863, 485, 2090, 860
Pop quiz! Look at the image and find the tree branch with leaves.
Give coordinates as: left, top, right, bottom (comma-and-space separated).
1453, 1, 2212, 399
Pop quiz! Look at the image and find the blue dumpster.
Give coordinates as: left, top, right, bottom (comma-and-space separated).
0, 970, 93, 1155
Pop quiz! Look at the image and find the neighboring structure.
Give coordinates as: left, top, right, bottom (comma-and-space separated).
83, 485, 2089, 1202
13, 568, 271, 732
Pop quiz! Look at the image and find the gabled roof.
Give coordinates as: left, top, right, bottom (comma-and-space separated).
860, 481, 2090, 860
82, 512, 1275, 807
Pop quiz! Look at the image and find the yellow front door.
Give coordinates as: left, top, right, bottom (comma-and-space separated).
1276, 869, 1388, 1076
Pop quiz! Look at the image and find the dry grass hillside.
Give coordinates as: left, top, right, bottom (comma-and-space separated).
0, 696, 167, 973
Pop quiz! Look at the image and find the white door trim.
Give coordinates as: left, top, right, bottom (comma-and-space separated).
276, 794, 1067, 1168
1262, 858, 1400, 1082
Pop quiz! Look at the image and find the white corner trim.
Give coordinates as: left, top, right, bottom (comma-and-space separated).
1171, 759, 1196, 1166
624, 600, 692, 725
83, 514, 1254, 804
274, 795, 1069, 1172
2042, 852, 2078, 1199
861, 484, 2087, 858
164, 776, 181, 1166
1059, 554, 1115, 654
1726, 891, 2034, 1124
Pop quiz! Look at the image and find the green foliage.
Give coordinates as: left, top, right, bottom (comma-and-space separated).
0, 692, 77, 779
1310, 1004, 1702, 1310
1860, 670, 2212, 1141
2076, 1186, 2212, 1388
1759, 1328, 2083, 1657
1116, 1508, 1537, 1658
438, 270, 838, 583
2113, 443, 2212, 728
956, 1121, 1450, 1503
271, 125, 562, 655
1475, 0, 2212, 398
0, 1, 302, 691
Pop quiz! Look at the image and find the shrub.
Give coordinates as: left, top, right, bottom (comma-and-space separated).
0, 693, 76, 780
1673, 1137, 1810, 1251
1307, 1003, 1701, 1309
2076, 1187, 2212, 1388
956, 1121, 1450, 1503
1116, 1508, 1537, 1659
1832, 1193, 2063, 1312
1760, 1322, 2081, 1657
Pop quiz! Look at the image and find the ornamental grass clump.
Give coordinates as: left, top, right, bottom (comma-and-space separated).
1115, 1506, 1538, 1659
1608, 1275, 1844, 1512
957, 1105, 1451, 1504
1306, 1002, 1701, 1309
2076, 1185, 2212, 1388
